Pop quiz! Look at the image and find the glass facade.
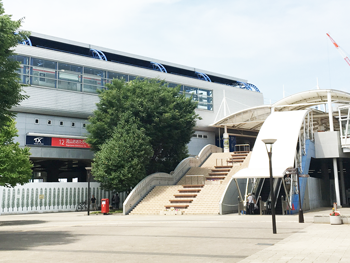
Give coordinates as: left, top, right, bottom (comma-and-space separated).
13, 55, 213, 110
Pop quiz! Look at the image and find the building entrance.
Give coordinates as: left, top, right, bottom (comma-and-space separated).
31, 159, 91, 183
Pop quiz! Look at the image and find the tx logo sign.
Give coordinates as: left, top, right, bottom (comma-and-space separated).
34, 137, 44, 144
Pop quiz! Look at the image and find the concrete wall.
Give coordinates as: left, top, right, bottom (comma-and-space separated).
314, 131, 348, 158
14, 112, 93, 159
219, 178, 246, 214
303, 177, 330, 211
188, 131, 215, 156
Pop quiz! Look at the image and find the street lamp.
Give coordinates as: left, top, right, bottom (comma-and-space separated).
85, 167, 92, 216
296, 168, 304, 223
262, 138, 277, 234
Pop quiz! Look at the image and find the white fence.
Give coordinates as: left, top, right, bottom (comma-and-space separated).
0, 182, 113, 215
123, 144, 222, 215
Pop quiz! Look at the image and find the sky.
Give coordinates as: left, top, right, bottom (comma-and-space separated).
3, 0, 350, 104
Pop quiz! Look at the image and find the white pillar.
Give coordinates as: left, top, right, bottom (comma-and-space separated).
339, 159, 347, 205
327, 91, 334, 131
223, 125, 229, 153
333, 158, 341, 207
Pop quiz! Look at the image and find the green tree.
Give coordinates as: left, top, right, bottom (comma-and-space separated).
0, 1, 30, 127
92, 116, 153, 191
0, 119, 33, 187
87, 78, 199, 187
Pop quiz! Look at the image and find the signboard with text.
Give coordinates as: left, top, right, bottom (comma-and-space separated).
51, 137, 90, 148
26, 136, 90, 149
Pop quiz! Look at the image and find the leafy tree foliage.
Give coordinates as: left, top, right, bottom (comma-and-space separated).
0, 1, 32, 187
0, 120, 32, 187
92, 117, 153, 192
87, 78, 199, 190
0, 1, 29, 127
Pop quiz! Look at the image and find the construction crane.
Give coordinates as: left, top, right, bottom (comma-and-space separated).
326, 33, 350, 67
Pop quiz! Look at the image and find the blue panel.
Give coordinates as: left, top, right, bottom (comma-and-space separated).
90, 49, 107, 61
26, 136, 52, 146
236, 81, 260, 92
195, 72, 212, 82
301, 140, 315, 175
150, 62, 167, 73
290, 140, 314, 214
15, 32, 32, 46
247, 83, 260, 92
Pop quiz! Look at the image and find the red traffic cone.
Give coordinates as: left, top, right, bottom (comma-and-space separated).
292, 204, 295, 210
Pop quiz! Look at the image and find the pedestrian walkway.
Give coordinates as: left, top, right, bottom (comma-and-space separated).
0, 208, 349, 262
241, 207, 350, 262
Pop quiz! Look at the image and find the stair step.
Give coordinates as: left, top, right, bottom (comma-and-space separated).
209, 172, 228, 176
211, 169, 231, 172
214, 166, 233, 169
169, 199, 193, 203
231, 154, 248, 157
174, 194, 197, 198
227, 159, 244, 163
165, 204, 189, 209
182, 185, 204, 188
206, 176, 226, 180
234, 151, 249, 154
230, 157, 246, 160
178, 189, 201, 193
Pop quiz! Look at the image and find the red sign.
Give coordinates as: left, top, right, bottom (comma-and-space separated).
51, 137, 90, 148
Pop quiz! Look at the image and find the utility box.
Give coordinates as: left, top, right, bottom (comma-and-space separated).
101, 199, 109, 214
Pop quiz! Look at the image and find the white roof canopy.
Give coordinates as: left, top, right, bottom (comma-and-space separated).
233, 110, 309, 179
211, 89, 350, 132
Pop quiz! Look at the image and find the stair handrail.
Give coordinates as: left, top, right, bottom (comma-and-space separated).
123, 144, 222, 215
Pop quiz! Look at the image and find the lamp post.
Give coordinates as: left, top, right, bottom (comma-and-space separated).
262, 138, 277, 234
85, 167, 91, 216
296, 168, 304, 223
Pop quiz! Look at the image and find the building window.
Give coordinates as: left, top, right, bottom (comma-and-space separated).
16, 56, 214, 111
35, 119, 39, 124
82, 123, 86, 128
192, 134, 197, 138
71, 122, 75, 127
60, 121, 64, 126
203, 135, 208, 139
47, 120, 52, 125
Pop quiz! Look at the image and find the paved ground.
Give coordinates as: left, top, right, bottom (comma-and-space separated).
0, 208, 349, 262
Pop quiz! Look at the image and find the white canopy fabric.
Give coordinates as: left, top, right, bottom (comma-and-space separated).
233, 110, 308, 179
211, 89, 350, 132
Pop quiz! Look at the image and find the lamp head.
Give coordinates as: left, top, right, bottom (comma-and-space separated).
262, 138, 277, 153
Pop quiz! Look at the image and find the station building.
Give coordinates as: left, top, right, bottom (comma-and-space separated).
12, 32, 263, 183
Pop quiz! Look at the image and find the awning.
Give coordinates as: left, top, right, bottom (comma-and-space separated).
233, 110, 308, 179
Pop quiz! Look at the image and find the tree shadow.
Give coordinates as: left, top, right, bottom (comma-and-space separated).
0, 220, 45, 226
0, 230, 77, 250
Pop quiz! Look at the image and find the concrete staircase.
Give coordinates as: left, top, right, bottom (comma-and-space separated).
129, 152, 251, 215
129, 185, 183, 215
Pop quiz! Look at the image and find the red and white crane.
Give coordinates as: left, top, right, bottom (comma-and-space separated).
326, 33, 350, 67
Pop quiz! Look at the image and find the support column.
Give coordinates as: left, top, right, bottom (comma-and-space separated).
327, 91, 334, 131
339, 159, 347, 205
328, 92, 341, 206
321, 162, 330, 205
223, 125, 229, 153
333, 158, 341, 207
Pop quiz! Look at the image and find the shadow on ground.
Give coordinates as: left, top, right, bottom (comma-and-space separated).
0, 230, 77, 250
0, 220, 45, 226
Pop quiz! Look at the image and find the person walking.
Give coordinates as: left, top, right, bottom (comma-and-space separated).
91, 195, 97, 210
115, 193, 120, 210
248, 193, 256, 215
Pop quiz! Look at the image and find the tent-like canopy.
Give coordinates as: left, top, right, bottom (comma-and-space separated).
211, 89, 350, 133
